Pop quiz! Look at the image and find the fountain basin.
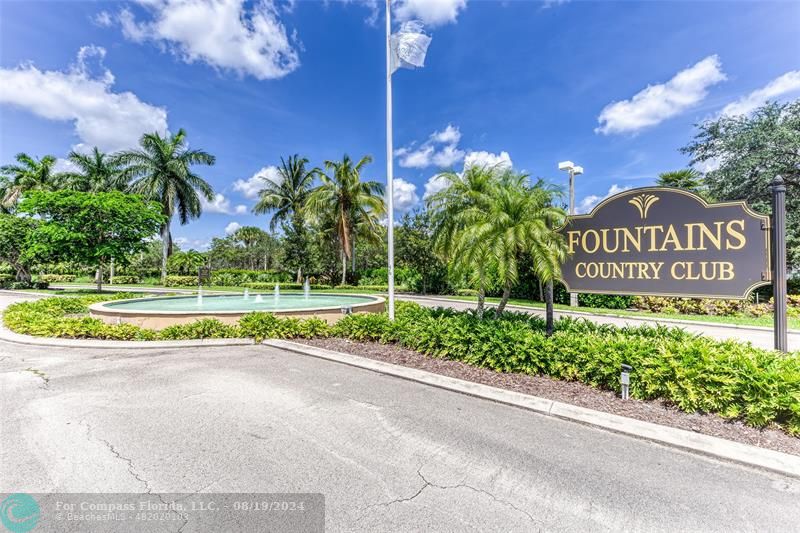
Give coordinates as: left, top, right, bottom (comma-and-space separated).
89, 293, 386, 330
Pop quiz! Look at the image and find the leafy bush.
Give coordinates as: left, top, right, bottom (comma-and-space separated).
455, 289, 478, 297
164, 275, 199, 287
331, 302, 800, 434
1, 280, 49, 290
242, 282, 333, 290
159, 319, 240, 340
37, 274, 77, 283
210, 269, 291, 287
110, 275, 139, 285
579, 293, 635, 310
237, 312, 331, 341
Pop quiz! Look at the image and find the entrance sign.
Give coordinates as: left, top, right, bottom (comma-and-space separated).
558, 187, 771, 299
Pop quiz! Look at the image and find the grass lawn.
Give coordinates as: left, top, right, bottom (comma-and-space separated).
444, 295, 800, 331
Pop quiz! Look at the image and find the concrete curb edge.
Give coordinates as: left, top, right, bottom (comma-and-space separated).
264, 338, 800, 479
0, 326, 255, 349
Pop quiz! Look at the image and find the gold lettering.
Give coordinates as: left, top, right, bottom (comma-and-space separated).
650, 262, 664, 279
601, 229, 618, 253
671, 262, 685, 280
726, 220, 746, 250
641, 225, 664, 251
575, 263, 586, 278
568, 231, 581, 254
718, 262, 735, 280
582, 230, 601, 254
659, 225, 685, 251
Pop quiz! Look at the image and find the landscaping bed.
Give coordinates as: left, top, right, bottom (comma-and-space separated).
5, 295, 800, 440
296, 337, 800, 456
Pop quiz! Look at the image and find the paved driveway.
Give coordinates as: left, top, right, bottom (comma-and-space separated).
1, 338, 798, 532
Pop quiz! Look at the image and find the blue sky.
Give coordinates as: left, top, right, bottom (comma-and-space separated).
1, 0, 798, 250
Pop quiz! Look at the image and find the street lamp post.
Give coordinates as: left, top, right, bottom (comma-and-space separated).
558, 161, 583, 308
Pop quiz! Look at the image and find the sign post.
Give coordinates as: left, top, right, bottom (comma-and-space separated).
772, 176, 788, 352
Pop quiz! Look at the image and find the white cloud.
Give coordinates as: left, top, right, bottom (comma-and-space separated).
577, 184, 629, 214
93, 10, 113, 27
392, 178, 419, 212
463, 150, 512, 171
720, 70, 800, 117
394, 0, 466, 27
596, 55, 727, 135
542, 0, 570, 7
423, 173, 451, 199
201, 193, 247, 215
233, 165, 282, 199
53, 158, 80, 174
174, 236, 210, 250
112, 0, 300, 80
396, 124, 465, 169
0, 46, 168, 152
225, 222, 242, 235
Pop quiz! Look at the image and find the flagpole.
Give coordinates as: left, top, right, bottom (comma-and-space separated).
385, 0, 396, 320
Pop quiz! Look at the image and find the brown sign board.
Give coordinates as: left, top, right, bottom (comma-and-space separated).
557, 187, 771, 299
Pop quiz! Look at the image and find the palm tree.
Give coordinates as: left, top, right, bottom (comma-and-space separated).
115, 129, 215, 284
0, 153, 62, 210
656, 169, 705, 194
61, 147, 127, 192
253, 155, 317, 281
306, 154, 385, 285
427, 164, 497, 315
167, 250, 207, 275
477, 174, 568, 312
233, 226, 270, 270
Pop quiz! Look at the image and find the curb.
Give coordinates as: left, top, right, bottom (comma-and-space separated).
264, 338, 800, 479
406, 295, 800, 334
0, 323, 254, 350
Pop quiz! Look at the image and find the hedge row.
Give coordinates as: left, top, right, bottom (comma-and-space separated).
4, 296, 799, 434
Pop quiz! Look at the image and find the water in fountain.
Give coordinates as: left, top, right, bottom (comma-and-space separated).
243, 288, 249, 299
303, 278, 310, 300
274, 283, 280, 304
254, 294, 263, 303
197, 286, 203, 306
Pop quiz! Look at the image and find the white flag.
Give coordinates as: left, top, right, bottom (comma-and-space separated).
390, 21, 432, 74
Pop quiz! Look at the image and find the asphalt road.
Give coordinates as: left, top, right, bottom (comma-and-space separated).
2, 338, 799, 532
400, 295, 800, 351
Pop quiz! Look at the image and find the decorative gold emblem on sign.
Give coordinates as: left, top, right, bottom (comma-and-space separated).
628, 194, 659, 219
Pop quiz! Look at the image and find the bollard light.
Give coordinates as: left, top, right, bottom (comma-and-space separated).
620, 364, 632, 400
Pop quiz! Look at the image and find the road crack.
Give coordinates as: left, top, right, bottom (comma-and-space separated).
25, 367, 50, 390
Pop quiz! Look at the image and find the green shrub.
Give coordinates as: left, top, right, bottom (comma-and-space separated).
159, 319, 240, 340
237, 312, 331, 341
209, 269, 291, 287
164, 275, 199, 287
331, 302, 800, 435
110, 275, 139, 285
578, 293, 634, 309
37, 274, 76, 283
455, 289, 479, 297
242, 282, 333, 290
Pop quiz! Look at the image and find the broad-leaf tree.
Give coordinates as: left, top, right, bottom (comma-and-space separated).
18, 191, 164, 291
0, 214, 37, 282
0, 153, 63, 211
253, 155, 317, 281
116, 129, 215, 283
306, 154, 385, 285
682, 100, 800, 268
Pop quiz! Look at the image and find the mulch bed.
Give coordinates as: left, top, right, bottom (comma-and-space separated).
296, 337, 800, 457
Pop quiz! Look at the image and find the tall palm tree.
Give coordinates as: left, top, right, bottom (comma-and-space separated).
253, 155, 317, 281
476, 174, 568, 313
233, 226, 269, 270
306, 154, 385, 285
61, 147, 127, 192
115, 129, 215, 283
0, 153, 62, 210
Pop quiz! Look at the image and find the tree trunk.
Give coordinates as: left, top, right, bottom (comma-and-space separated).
296, 267, 302, 284
538, 280, 543, 302
476, 268, 486, 318
545, 280, 554, 336
496, 280, 512, 313
14, 265, 31, 283
352, 235, 356, 275
341, 248, 347, 286
160, 222, 170, 285
109, 257, 115, 285
96, 261, 103, 292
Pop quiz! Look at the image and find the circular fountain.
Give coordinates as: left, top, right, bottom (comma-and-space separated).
89, 292, 385, 329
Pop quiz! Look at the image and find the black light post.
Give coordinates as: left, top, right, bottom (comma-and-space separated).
772, 176, 788, 352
